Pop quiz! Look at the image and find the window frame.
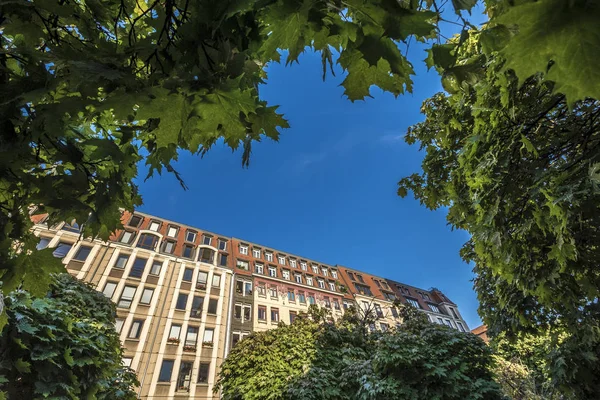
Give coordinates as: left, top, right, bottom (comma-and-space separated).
139, 287, 154, 305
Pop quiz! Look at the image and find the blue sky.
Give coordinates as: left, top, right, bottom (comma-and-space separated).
137, 16, 485, 329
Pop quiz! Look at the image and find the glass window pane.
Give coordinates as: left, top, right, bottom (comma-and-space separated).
212, 274, 221, 287
182, 268, 193, 282
102, 282, 117, 298
197, 363, 210, 383
52, 243, 72, 258
191, 296, 204, 318
129, 258, 147, 278
175, 293, 188, 310
203, 328, 214, 343
140, 288, 154, 304
150, 261, 162, 275
158, 360, 174, 382
36, 238, 50, 250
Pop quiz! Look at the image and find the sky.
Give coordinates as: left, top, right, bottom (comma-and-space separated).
137, 14, 486, 329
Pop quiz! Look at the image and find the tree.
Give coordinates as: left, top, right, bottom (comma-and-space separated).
398, 29, 600, 398
1, 0, 598, 299
216, 305, 503, 400
0, 273, 138, 399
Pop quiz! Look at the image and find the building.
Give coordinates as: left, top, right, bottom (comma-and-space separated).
30, 210, 471, 399
471, 325, 490, 343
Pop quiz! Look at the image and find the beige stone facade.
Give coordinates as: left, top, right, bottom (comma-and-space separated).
30, 209, 471, 399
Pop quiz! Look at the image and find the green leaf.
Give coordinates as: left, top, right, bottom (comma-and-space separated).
15, 358, 31, 374
496, 0, 600, 105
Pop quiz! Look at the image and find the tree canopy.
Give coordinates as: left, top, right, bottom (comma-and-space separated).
0, 273, 138, 400
1, 0, 599, 298
216, 305, 502, 400
399, 29, 600, 398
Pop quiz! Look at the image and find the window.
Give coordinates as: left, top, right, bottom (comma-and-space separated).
288, 290, 295, 302
383, 292, 396, 301
196, 271, 208, 289
362, 301, 369, 311
255, 263, 264, 274
115, 254, 129, 268
308, 294, 315, 305
306, 276, 313, 286
312, 265, 319, 274
237, 260, 249, 270
198, 248, 214, 263
290, 259, 297, 268
137, 233, 159, 250
282, 270, 290, 280
265, 252, 273, 262
118, 228, 134, 242
197, 363, 210, 384
258, 305, 267, 320
374, 304, 384, 318
437, 317, 444, 324
121, 357, 133, 368
252, 248, 261, 258
271, 307, 279, 322
102, 282, 117, 298
219, 253, 228, 266
128, 215, 142, 227
298, 291, 306, 303
420, 292, 431, 301
268, 266, 277, 277
218, 239, 227, 251
185, 230, 197, 243
428, 304, 440, 313
207, 298, 218, 314
149, 221, 161, 231
343, 301, 351, 310
118, 286, 136, 308
175, 293, 188, 310
139, 288, 154, 305
331, 270, 338, 279
115, 318, 125, 333
318, 279, 325, 289
333, 299, 341, 310
203, 328, 214, 343
129, 257, 147, 278
374, 280, 382, 288
212, 274, 221, 287
234, 304, 252, 322
356, 274, 365, 283
182, 268, 193, 282
328, 282, 336, 291
185, 326, 198, 347
300, 261, 307, 271
158, 360, 174, 382
295, 274, 303, 284
321, 268, 328, 277
391, 307, 399, 318
52, 242, 72, 258
269, 285, 277, 298
202, 235, 212, 246
169, 324, 182, 340
128, 319, 144, 339
177, 362, 193, 392
235, 280, 253, 296
348, 272, 356, 281
150, 260, 162, 275
240, 245, 248, 255
36, 237, 50, 250
167, 226, 178, 238
380, 323, 389, 332
191, 296, 204, 318
450, 308, 459, 319
278, 255, 286, 265
182, 244, 194, 259
406, 298, 421, 309
257, 283, 266, 296
381, 281, 390, 290
354, 283, 373, 296
72, 246, 92, 261
444, 319, 453, 327
289, 311, 297, 324
162, 240, 176, 254
457, 322, 465, 332
324, 297, 331, 308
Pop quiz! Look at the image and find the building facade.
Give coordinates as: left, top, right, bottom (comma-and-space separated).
30, 210, 471, 399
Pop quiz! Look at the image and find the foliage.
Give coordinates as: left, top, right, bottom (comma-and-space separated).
399, 29, 600, 398
0, 273, 138, 399
2, 0, 598, 298
217, 305, 502, 400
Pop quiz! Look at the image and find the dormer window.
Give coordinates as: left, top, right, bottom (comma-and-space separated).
137, 233, 159, 250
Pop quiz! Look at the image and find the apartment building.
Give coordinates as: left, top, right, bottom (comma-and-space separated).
29, 210, 471, 399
